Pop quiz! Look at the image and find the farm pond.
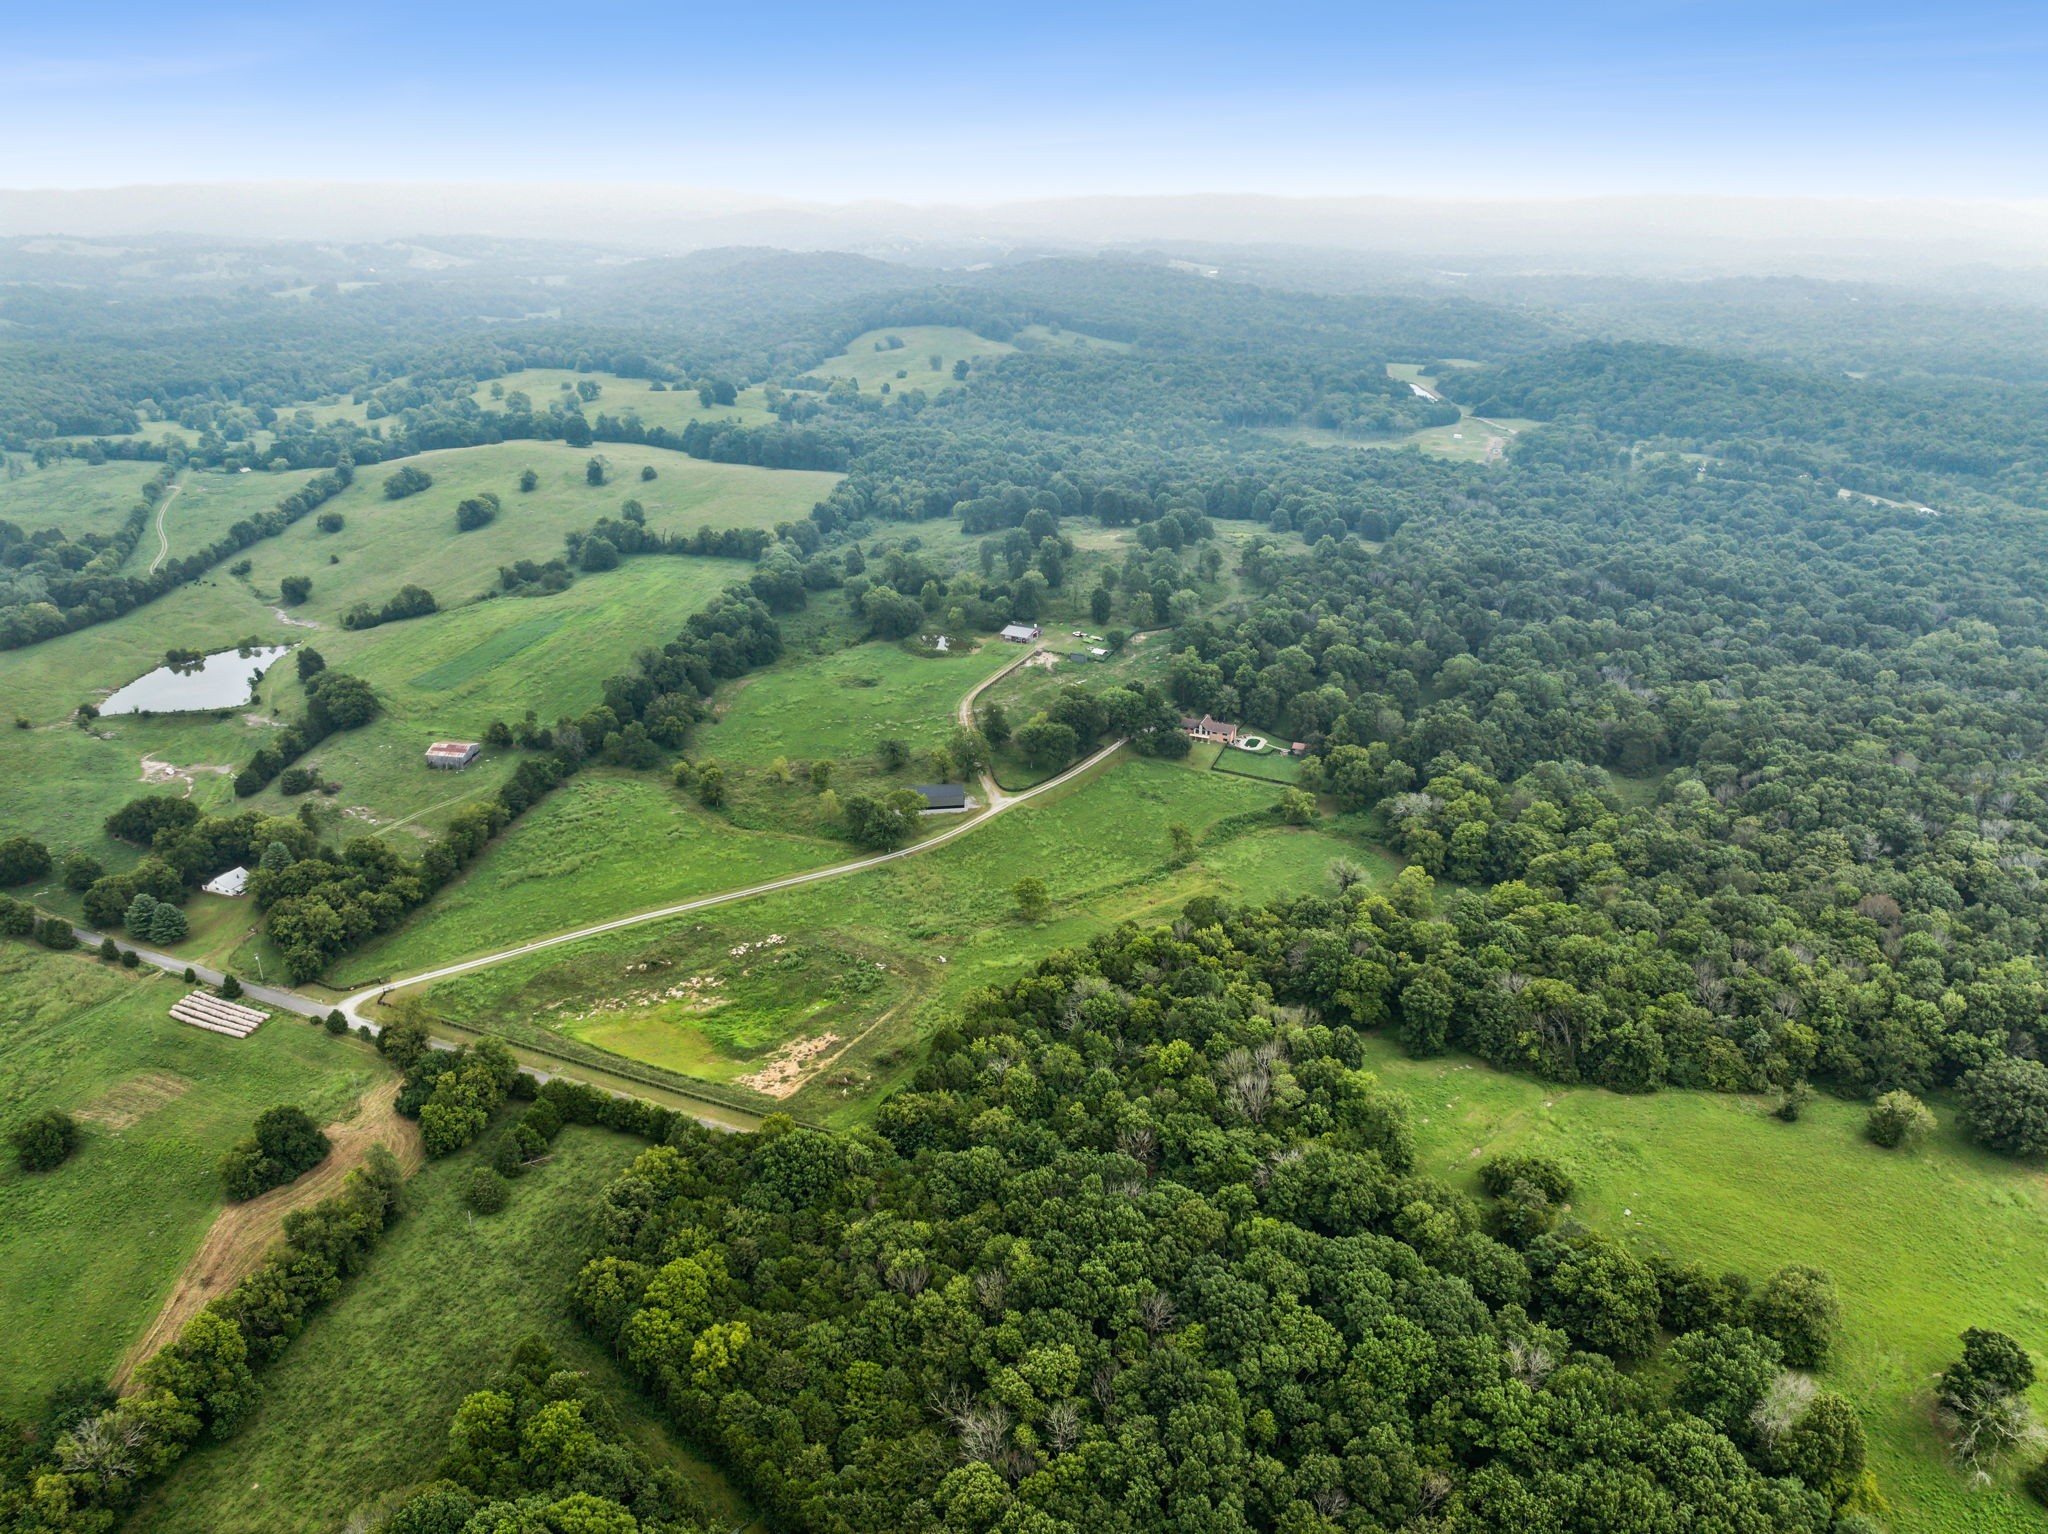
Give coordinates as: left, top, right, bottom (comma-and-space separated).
99, 646, 292, 715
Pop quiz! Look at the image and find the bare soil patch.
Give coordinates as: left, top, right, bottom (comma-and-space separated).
737, 1032, 841, 1098
112, 1078, 423, 1390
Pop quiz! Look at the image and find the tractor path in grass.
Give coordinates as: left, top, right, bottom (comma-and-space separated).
111, 1077, 423, 1392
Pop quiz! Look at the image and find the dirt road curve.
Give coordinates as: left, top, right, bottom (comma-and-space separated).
111, 1080, 424, 1390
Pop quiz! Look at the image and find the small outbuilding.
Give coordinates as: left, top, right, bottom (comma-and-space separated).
426, 740, 481, 770
1289, 741, 1309, 758
1000, 623, 1041, 643
202, 865, 250, 897
912, 783, 969, 811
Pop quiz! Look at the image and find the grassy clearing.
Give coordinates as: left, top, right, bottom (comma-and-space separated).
1362, 1037, 2048, 1534
466, 368, 776, 432
701, 639, 1008, 771
805, 325, 1013, 391
235, 557, 746, 843
326, 772, 845, 985
154, 467, 327, 567
231, 442, 838, 627
0, 944, 381, 1417
134, 1122, 757, 1534
413, 756, 1393, 1123
0, 458, 161, 541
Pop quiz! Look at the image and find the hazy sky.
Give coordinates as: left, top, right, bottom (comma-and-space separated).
6, 0, 2046, 200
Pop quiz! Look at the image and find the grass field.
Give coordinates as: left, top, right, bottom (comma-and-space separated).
0, 441, 839, 892
235, 557, 750, 842
466, 368, 776, 432
1364, 1038, 2048, 1534
229, 442, 838, 627
134, 1122, 757, 1534
0, 943, 382, 1417
0, 458, 161, 542
1210, 745, 1303, 783
804, 325, 1014, 391
325, 771, 845, 985
408, 755, 1392, 1122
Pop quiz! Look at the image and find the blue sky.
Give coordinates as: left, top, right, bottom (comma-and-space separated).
4, 0, 2045, 199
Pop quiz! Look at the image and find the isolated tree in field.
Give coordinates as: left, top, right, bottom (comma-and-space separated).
11, 1109, 80, 1172
518, 468, 539, 492
1278, 788, 1316, 824
952, 359, 969, 380
585, 455, 609, 487
61, 852, 102, 891
1168, 823, 1196, 863
279, 575, 312, 604
877, 737, 910, 771
455, 493, 500, 531
1938, 1327, 2041, 1472
809, 759, 834, 791
98, 935, 119, 961
1090, 586, 1113, 625
640, 464, 657, 481
147, 903, 189, 946
465, 1166, 511, 1214
0, 834, 50, 886
316, 510, 344, 532
382, 465, 432, 499
220, 973, 244, 1000
1867, 1089, 1935, 1149
1959, 1056, 2048, 1157
296, 646, 326, 681
842, 790, 925, 850
695, 764, 727, 807
1013, 876, 1049, 922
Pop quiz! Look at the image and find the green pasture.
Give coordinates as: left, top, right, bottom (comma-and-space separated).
0, 458, 161, 542
235, 557, 749, 842
155, 466, 328, 568
804, 325, 1013, 391
1363, 1038, 2048, 1534
0, 944, 381, 1416
413, 755, 1390, 1122
467, 368, 776, 431
229, 441, 838, 626
700, 639, 1008, 771
135, 1122, 757, 1534
325, 772, 844, 985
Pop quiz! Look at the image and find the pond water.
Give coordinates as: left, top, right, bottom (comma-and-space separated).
100, 645, 292, 716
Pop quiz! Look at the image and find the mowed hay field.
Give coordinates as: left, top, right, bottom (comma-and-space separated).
0, 457, 162, 543
0, 944, 383, 1417
1362, 1037, 2048, 1534
134, 1122, 757, 1534
413, 755, 1395, 1121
